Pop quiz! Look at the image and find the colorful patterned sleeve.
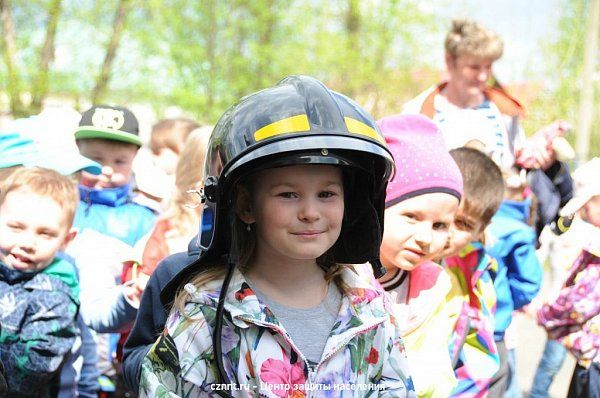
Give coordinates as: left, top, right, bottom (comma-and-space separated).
538, 251, 600, 339
139, 307, 210, 397
445, 243, 500, 398
379, 302, 417, 398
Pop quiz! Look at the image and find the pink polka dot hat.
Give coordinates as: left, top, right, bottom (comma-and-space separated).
377, 114, 463, 208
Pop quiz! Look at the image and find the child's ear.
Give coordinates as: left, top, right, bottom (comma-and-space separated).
60, 228, 78, 251
234, 187, 255, 224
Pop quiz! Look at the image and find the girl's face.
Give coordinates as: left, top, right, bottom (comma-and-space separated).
380, 192, 458, 272
239, 165, 344, 267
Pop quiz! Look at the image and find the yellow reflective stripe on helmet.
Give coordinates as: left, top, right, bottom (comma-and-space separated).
254, 114, 310, 141
344, 117, 384, 143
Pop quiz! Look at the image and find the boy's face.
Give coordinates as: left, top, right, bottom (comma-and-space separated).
77, 139, 138, 189
582, 195, 600, 228
439, 200, 485, 258
0, 188, 76, 272
380, 192, 458, 273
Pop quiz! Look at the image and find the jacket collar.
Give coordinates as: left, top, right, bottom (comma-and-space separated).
0, 261, 35, 284
186, 266, 389, 344
0, 258, 78, 300
496, 199, 531, 223
445, 242, 492, 289
421, 81, 526, 119
78, 183, 132, 207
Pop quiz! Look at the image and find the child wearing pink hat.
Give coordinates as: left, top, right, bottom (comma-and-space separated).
376, 114, 463, 397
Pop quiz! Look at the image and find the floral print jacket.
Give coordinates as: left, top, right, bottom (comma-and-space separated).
538, 248, 600, 368
140, 267, 415, 397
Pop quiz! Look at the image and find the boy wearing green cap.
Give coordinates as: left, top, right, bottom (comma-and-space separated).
73, 105, 156, 247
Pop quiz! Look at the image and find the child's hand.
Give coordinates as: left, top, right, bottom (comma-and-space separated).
123, 273, 149, 307
135, 272, 150, 292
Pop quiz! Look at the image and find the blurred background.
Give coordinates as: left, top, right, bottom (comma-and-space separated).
0, 0, 598, 158
1, 1, 597, 396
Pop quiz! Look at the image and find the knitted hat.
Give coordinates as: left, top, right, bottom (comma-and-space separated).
75, 105, 142, 146
377, 114, 463, 207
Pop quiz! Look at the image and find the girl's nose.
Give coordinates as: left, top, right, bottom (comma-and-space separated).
102, 166, 114, 176
299, 199, 320, 222
413, 223, 432, 247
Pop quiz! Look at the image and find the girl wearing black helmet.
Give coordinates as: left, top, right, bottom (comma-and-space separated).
139, 76, 415, 397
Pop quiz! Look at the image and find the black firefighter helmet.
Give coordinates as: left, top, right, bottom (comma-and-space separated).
200, 75, 393, 268
160, 75, 394, 305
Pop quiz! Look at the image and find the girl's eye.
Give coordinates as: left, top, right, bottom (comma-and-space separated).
278, 192, 297, 199
318, 191, 336, 198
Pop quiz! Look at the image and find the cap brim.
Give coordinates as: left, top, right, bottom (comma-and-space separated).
560, 195, 591, 217
75, 126, 142, 146
26, 152, 102, 176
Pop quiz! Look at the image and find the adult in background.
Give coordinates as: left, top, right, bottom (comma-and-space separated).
403, 18, 573, 398
403, 19, 571, 237
403, 18, 526, 170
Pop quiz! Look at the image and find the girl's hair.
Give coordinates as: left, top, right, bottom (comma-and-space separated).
149, 118, 200, 155
445, 18, 503, 60
173, 168, 349, 316
163, 127, 212, 238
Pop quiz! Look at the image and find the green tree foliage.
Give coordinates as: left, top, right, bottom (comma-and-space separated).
524, 0, 599, 158
0, 0, 439, 122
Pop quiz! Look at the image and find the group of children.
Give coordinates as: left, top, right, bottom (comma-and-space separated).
0, 74, 598, 398
0, 105, 210, 397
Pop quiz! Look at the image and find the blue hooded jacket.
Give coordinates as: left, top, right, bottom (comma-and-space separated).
486, 199, 542, 340
74, 183, 156, 247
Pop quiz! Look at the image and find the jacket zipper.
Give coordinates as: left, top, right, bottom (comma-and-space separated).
236, 315, 386, 396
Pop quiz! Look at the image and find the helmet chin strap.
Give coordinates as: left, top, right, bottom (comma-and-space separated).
370, 258, 387, 279
212, 210, 240, 398
212, 261, 236, 398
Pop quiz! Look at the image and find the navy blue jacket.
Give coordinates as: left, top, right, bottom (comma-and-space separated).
121, 238, 199, 392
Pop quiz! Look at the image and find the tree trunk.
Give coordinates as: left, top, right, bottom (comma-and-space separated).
255, 0, 274, 89
0, 0, 25, 116
343, 0, 360, 96
30, 0, 62, 113
91, 0, 131, 104
205, 0, 216, 110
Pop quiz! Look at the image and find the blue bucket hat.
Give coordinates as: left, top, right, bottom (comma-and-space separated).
0, 130, 101, 175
